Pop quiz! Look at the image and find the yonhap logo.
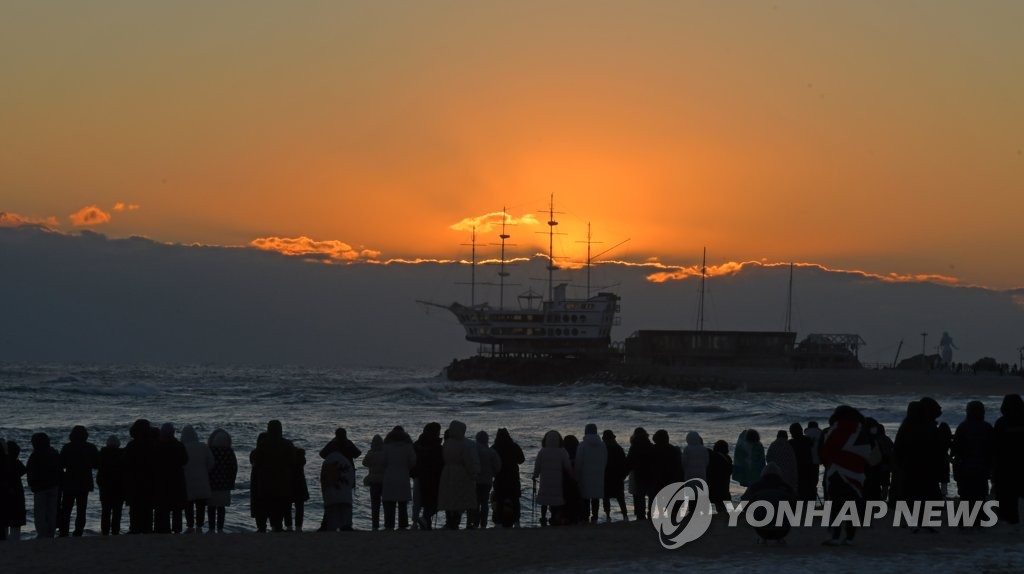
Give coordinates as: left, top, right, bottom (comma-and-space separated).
651, 479, 713, 549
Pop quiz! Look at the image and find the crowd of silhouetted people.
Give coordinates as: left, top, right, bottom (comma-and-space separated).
2, 393, 1024, 543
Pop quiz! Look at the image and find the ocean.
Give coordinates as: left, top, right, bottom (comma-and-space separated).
0, 362, 1013, 536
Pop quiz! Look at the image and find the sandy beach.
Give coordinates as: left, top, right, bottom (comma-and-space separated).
6, 515, 1024, 574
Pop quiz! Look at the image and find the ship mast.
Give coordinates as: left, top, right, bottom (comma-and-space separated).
784, 262, 794, 333
696, 247, 706, 332
460, 226, 477, 307
498, 207, 511, 309
546, 194, 558, 301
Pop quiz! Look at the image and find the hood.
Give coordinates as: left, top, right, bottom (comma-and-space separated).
31, 432, 51, 450
70, 425, 89, 443
267, 420, 283, 439
685, 431, 703, 446
385, 426, 412, 444
160, 422, 175, 440
208, 428, 232, 448
370, 434, 384, 452
447, 420, 467, 441
180, 425, 199, 444
476, 430, 489, 446
542, 430, 562, 449
106, 435, 121, 449
584, 423, 598, 436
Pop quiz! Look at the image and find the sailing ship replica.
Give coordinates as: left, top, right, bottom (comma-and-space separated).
420, 197, 621, 359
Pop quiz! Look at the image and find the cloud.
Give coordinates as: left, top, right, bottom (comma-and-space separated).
0, 211, 59, 228
449, 211, 540, 233
250, 236, 381, 263
113, 202, 141, 212
642, 260, 960, 286
69, 205, 112, 226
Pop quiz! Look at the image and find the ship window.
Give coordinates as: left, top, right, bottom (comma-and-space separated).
563, 315, 569, 323
571, 315, 577, 323
572, 328, 579, 336
556, 328, 562, 336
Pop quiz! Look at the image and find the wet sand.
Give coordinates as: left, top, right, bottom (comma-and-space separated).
6, 516, 1023, 574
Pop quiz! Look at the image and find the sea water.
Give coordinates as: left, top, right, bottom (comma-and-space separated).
0, 362, 1012, 537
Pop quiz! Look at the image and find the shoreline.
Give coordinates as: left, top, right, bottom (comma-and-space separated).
5, 517, 1023, 574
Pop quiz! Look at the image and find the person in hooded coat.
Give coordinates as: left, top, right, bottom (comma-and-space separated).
438, 420, 480, 529
788, 423, 817, 502
285, 447, 310, 532
413, 422, 443, 530
153, 423, 189, 534
27, 432, 61, 538
626, 427, 655, 520
180, 425, 214, 533
362, 435, 386, 530
601, 430, 629, 522
4, 439, 28, 540
952, 401, 994, 507
735, 430, 766, 487
58, 425, 99, 537
575, 423, 607, 523
472, 430, 502, 528
560, 435, 583, 525
765, 430, 799, 493
741, 462, 797, 542
534, 430, 571, 526
993, 394, 1024, 524
491, 428, 525, 528
206, 429, 237, 533
123, 419, 156, 534
707, 440, 733, 514
381, 425, 416, 530
320, 442, 355, 531
893, 400, 945, 514
681, 431, 709, 482
96, 435, 126, 535
651, 430, 683, 497
250, 420, 296, 532
5, 441, 28, 541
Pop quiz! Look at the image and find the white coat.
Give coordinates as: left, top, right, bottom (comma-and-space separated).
575, 432, 607, 500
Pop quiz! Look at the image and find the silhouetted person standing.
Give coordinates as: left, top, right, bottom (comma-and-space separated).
491, 428, 524, 528
575, 424, 607, 523
952, 401, 994, 507
153, 423, 188, 534
707, 440, 733, 514
601, 429, 628, 522
124, 419, 156, 534
206, 429, 237, 533
5, 441, 28, 540
894, 399, 945, 527
821, 405, 872, 545
362, 435, 386, 530
650, 430, 683, 497
472, 430, 501, 528
993, 394, 1024, 524
413, 422, 443, 529
788, 423, 817, 501
285, 447, 310, 532
381, 425, 416, 530
766, 430, 798, 494
181, 425, 214, 533
319, 440, 355, 531
27, 432, 61, 538
58, 425, 99, 536
251, 420, 296, 532
97, 435, 126, 535
438, 420, 479, 529
534, 430, 570, 526
626, 427, 654, 520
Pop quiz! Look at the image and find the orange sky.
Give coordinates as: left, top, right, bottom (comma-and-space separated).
2, 2, 1022, 288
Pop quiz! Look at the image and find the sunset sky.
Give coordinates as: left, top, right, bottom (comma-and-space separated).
3, 2, 1022, 288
